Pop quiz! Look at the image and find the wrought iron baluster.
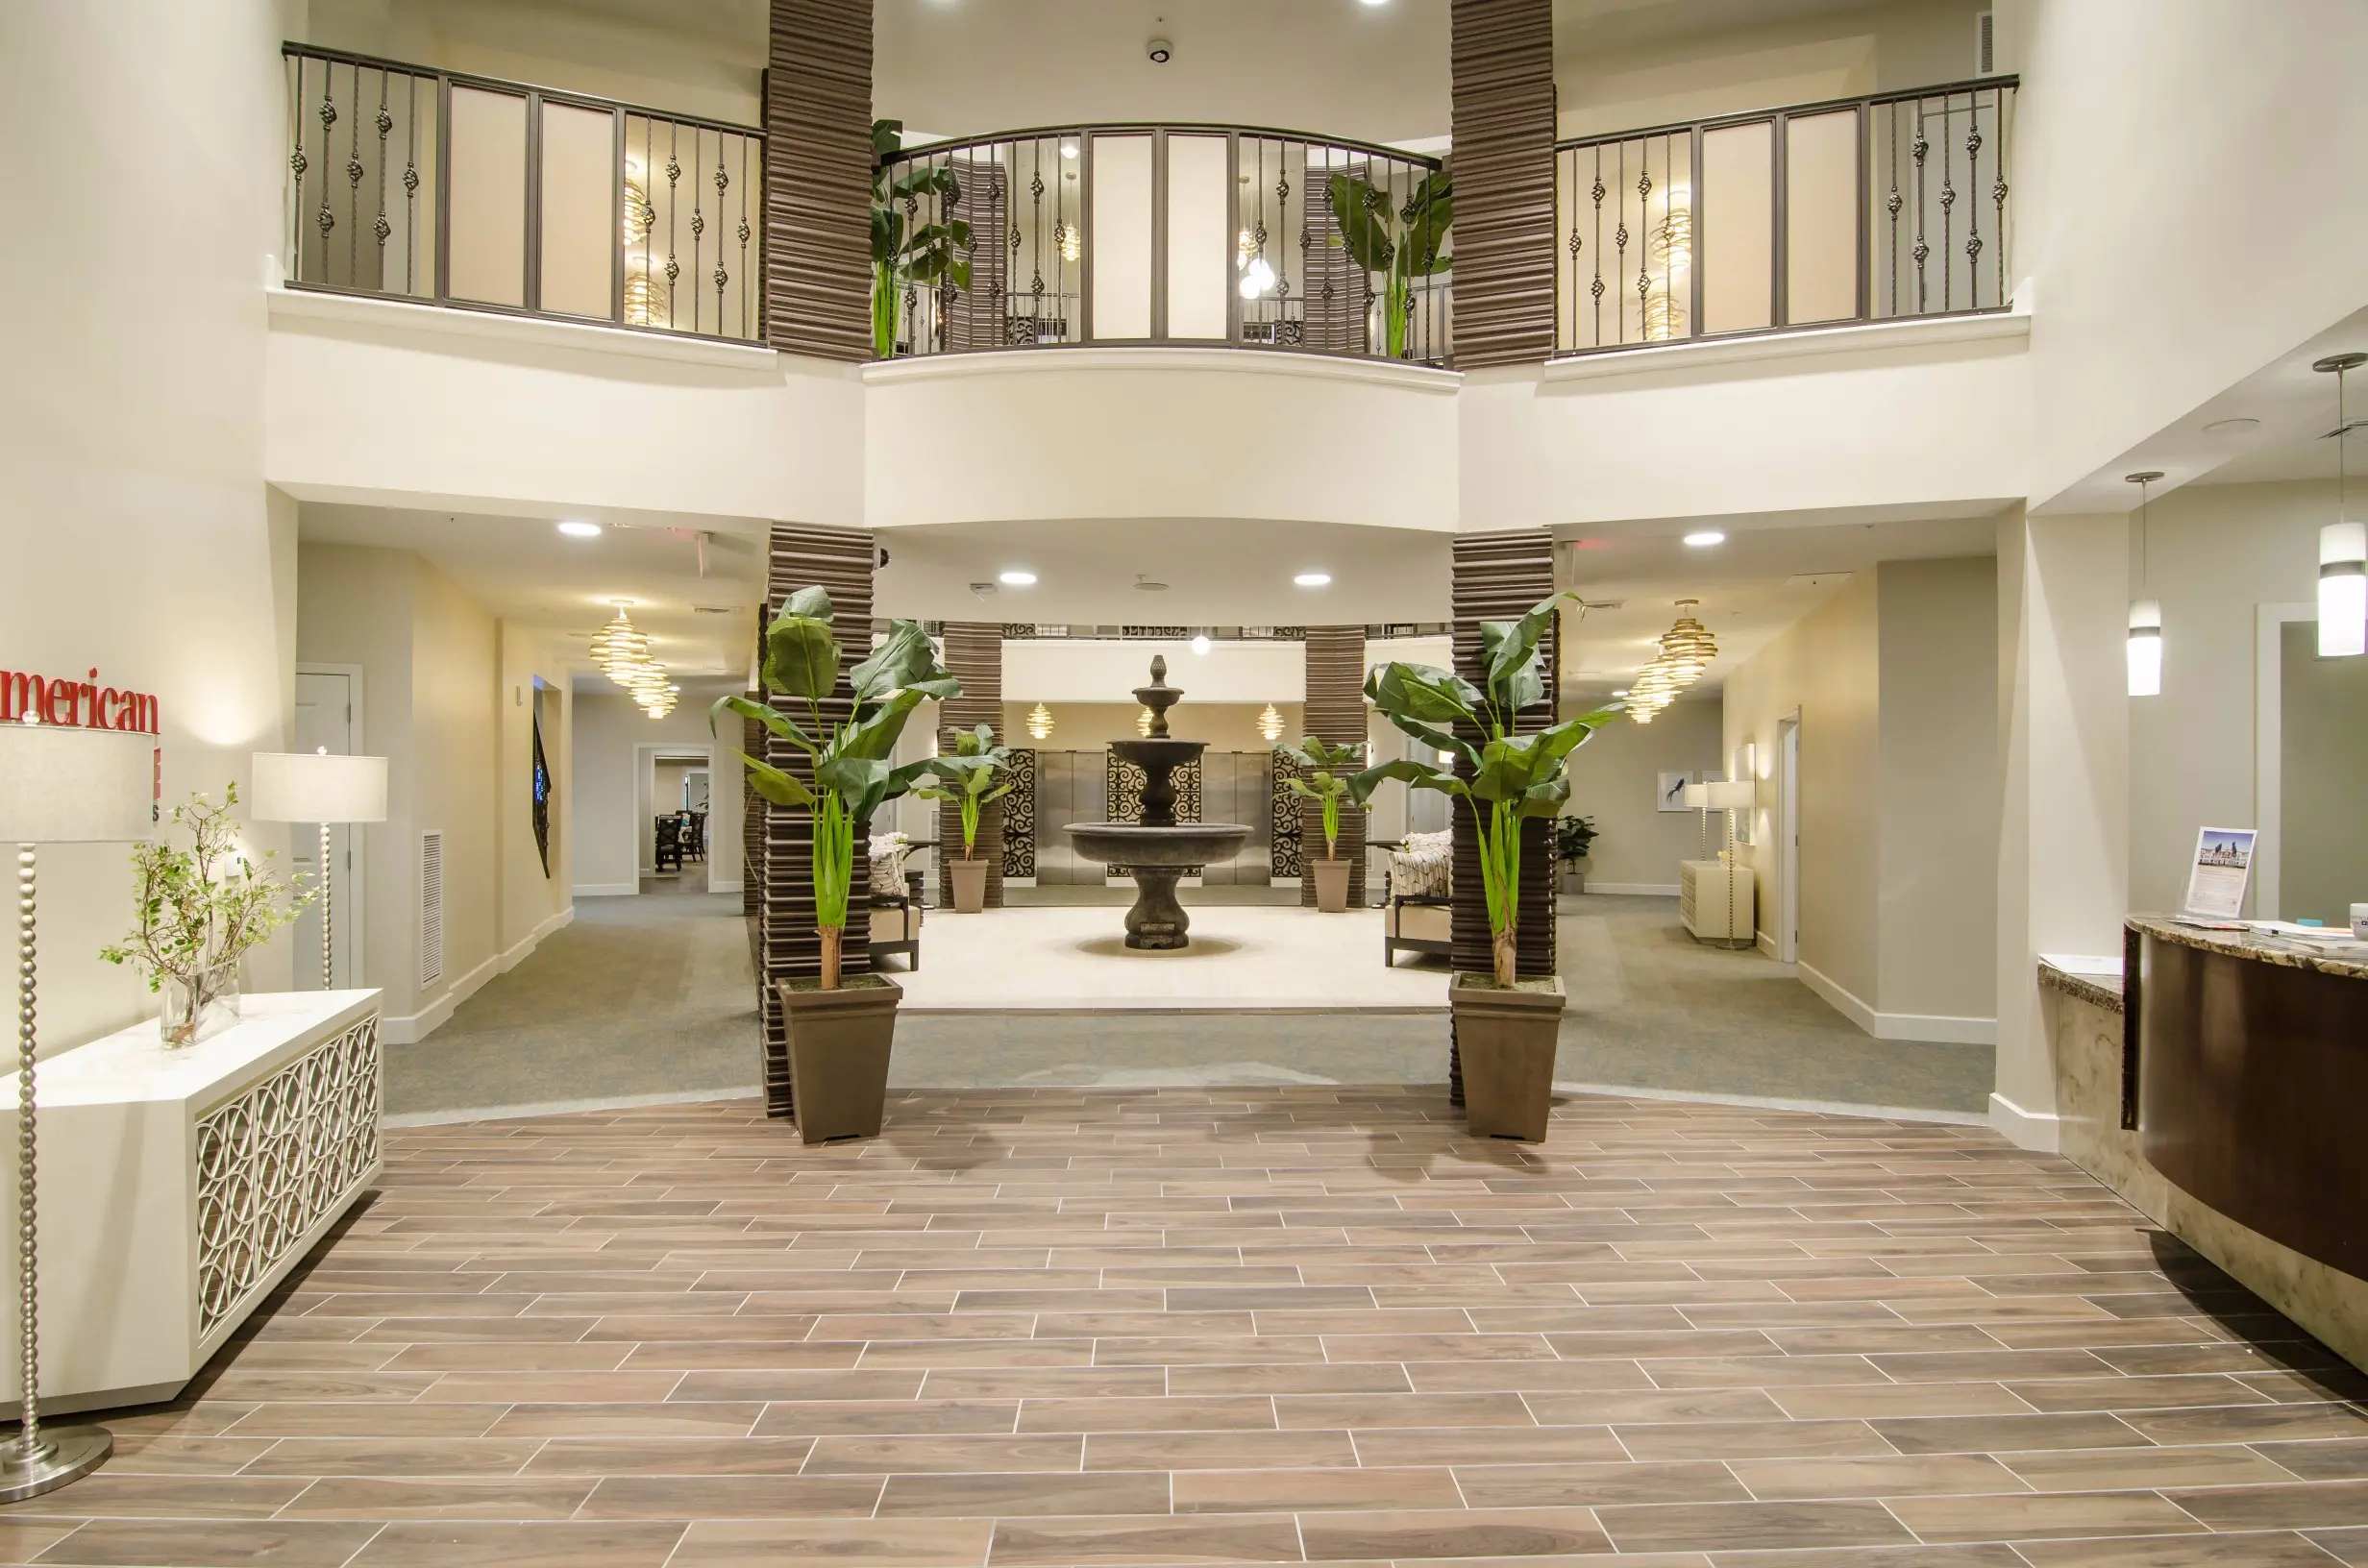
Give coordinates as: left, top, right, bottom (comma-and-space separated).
1275, 142, 1294, 350
346, 61, 362, 284
1614, 140, 1629, 344
1939, 91, 1958, 310
1963, 90, 1984, 308
372, 71, 391, 287
1992, 86, 2010, 306
314, 62, 337, 257
1591, 146, 1605, 345
713, 134, 730, 333
738, 135, 752, 337
288, 55, 308, 279
1885, 101, 1902, 318
404, 72, 420, 295
1911, 103, 1929, 314
665, 122, 681, 330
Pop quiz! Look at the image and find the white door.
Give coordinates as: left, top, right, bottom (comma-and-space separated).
292, 669, 365, 989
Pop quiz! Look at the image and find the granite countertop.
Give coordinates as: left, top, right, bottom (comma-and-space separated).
2038, 953, 2124, 1014
2129, 916, 2368, 980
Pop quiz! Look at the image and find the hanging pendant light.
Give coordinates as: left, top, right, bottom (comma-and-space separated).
1026, 702, 1054, 741
1656, 599, 1718, 681
2313, 354, 2368, 658
2126, 471, 2163, 697
1256, 703, 1285, 743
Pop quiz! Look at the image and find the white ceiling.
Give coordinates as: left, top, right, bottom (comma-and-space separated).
875, 515, 1452, 625
1552, 0, 1886, 57
1551, 502, 2001, 703
2038, 305, 2368, 515
300, 503, 765, 680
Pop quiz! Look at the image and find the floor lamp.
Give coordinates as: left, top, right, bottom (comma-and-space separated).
1703, 778, 1757, 951
0, 722, 154, 1501
251, 750, 388, 990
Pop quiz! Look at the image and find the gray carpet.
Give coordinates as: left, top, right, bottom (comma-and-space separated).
384, 888, 1991, 1119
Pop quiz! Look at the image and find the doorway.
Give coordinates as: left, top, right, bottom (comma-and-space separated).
1777, 711, 1801, 964
292, 665, 367, 989
636, 742, 716, 893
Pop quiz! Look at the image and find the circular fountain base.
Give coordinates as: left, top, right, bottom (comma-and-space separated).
1061, 822, 1254, 950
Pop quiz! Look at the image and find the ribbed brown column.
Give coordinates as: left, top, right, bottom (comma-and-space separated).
1450, 0, 1558, 367
765, 0, 873, 360
757, 522, 876, 1119
1449, 529, 1559, 1101
937, 623, 1004, 908
1302, 626, 1369, 907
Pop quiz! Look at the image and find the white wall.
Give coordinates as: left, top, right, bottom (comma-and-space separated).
1462, 321, 2032, 530
865, 354, 1460, 533
0, 0, 298, 1063
570, 684, 745, 897
2001, 0, 2368, 506
266, 290, 864, 527
1004, 639, 1308, 704
1564, 698, 1725, 894
498, 625, 571, 955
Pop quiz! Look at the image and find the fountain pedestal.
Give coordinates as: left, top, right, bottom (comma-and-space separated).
1057, 657, 1253, 951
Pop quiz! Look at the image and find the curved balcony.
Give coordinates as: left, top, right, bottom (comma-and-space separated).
875, 124, 1449, 366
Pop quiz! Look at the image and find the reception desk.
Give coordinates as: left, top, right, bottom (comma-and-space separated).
2042, 921, 2367, 1370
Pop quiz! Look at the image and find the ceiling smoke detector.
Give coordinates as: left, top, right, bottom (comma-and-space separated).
1147, 36, 1172, 62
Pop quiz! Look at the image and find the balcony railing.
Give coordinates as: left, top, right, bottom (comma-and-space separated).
1555, 77, 2016, 355
875, 125, 1449, 365
282, 44, 764, 343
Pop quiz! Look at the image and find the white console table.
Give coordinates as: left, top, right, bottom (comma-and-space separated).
0, 990, 382, 1414
1680, 859, 1756, 943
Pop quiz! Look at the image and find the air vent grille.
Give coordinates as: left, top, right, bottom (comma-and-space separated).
419, 831, 444, 989
1975, 10, 1996, 74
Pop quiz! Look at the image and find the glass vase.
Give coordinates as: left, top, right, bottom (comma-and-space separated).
161, 963, 240, 1048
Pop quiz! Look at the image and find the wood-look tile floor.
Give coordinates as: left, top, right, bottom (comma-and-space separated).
12, 1088, 2368, 1567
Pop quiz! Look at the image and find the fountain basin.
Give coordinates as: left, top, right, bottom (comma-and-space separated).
1061, 822, 1253, 950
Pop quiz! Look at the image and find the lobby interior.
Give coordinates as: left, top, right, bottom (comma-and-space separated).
5, 0, 2368, 1563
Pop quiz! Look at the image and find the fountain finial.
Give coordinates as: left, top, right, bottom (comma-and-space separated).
1132, 655, 1181, 740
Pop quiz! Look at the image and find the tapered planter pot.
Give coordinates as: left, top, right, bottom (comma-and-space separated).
949, 859, 989, 914
1310, 856, 1351, 914
1450, 973, 1566, 1141
775, 974, 900, 1144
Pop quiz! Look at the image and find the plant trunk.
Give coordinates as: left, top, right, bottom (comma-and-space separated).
818, 925, 844, 991
1492, 926, 1517, 988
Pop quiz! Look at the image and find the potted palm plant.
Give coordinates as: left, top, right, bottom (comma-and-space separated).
1277, 736, 1373, 914
1357, 592, 1616, 1139
715, 589, 960, 1142
872, 119, 974, 359
916, 722, 1012, 914
1555, 814, 1597, 894
1326, 168, 1452, 361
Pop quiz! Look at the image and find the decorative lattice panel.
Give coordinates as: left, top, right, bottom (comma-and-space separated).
193, 1016, 381, 1336
1270, 749, 1305, 879
1104, 753, 1201, 874
1001, 747, 1037, 878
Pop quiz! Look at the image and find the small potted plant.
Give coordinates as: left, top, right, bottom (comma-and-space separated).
716, 590, 960, 1142
1555, 814, 1597, 894
101, 786, 312, 1047
1277, 736, 1374, 914
916, 723, 1011, 914
1358, 593, 1616, 1140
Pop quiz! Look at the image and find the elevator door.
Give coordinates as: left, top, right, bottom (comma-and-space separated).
1032, 749, 1108, 886
1197, 750, 1272, 885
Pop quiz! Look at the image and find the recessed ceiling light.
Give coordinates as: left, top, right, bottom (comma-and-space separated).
1191, 634, 1211, 655
999, 569, 1037, 586
1612, 689, 1629, 698
1294, 572, 1332, 588
1061, 141, 1078, 159
2202, 417, 2260, 435
556, 519, 602, 537
1683, 530, 1726, 547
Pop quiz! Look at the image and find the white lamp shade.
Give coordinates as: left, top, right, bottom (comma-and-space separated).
0, 724, 155, 844
1681, 782, 1711, 808
1704, 779, 1756, 811
2320, 521, 2367, 658
251, 751, 388, 824
2127, 599, 2163, 698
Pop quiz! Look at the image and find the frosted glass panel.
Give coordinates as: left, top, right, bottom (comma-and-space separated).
1700, 120, 1772, 334
538, 101, 615, 319
447, 86, 528, 306
1786, 110, 1858, 326
1165, 134, 1228, 341
1090, 135, 1152, 340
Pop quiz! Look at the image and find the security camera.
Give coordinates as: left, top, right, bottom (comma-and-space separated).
1147, 37, 1172, 63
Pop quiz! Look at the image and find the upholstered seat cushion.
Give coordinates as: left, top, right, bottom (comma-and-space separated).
869, 902, 923, 943
1390, 828, 1453, 899
868, 834, 914, 896
1388, 900, 1451, 943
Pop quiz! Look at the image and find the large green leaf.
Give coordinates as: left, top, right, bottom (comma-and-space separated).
709, 693, 815, 755
1402, 171, 1454, 276
872, 205, 902, 265
763, 611, 841, 702
836, 686, 940, 763
1480, 591, 1574, 697
1365, 661, 1482, 727
1326, 172, 1396, 274
872, 118, 903, 160
1354, 755, 1468, 801
783, 584, 833, 620
737, 749, 814, 809
850, 619, 944, 705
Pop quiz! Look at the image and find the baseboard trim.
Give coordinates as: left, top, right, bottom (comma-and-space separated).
573, 882, 637, 897
1757, 930, 1779, 959
500, 906, 572, 973
1555, 1079, 1989, 1128
1797, 961, 1998, 1044
384, 1088, 761, 1128
1585, 882, 1680, 896
1989, 1090, 2062, 1152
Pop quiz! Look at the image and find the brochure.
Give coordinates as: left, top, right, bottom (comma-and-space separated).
2181, 826, 2256, 921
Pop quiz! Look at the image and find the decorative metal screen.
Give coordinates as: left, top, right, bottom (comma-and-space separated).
193, 1015, 382, 1335
1001, 747, 1037, 877
1270, 749, 1305, 878
1104, 753, 1201, 875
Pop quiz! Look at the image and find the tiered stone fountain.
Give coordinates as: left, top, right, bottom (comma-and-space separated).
1060, 656, 1252, 950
